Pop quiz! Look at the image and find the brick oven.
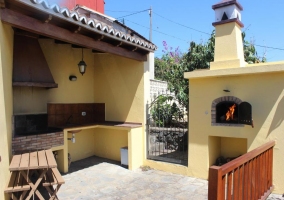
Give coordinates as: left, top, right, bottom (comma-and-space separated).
184, 0, 284, 193
211, 96, 253, 127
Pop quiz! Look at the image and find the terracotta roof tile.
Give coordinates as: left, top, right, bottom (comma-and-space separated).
18, 0, 157, 51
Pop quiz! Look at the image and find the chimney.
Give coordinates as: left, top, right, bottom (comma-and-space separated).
210, 0, 246, 70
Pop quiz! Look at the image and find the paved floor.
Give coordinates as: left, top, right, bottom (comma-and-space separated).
54, 156, 283, 200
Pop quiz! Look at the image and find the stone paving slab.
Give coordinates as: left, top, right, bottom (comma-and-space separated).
56, 156, 283, 200
58, 162, 207, 200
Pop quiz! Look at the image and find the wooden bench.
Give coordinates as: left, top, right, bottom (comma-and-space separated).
43, 168, 65, 200
4, 171, 30, 200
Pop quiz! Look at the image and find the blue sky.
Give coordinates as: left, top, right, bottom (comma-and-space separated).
104, 0, 284, 62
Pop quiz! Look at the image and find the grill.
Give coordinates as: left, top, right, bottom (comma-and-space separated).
13, 114, 63, 136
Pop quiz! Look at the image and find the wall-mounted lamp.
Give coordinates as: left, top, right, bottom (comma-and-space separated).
68, 133, 76, 143
223, 89, 230, 92
78, 48, 87, 76
69, 75, 77, 81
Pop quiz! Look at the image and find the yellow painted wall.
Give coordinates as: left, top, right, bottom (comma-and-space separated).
187, 70, 284, 193
93, 128, 128, 161
143, 53, 152, 164
93, 53, 144, 123
128, 127, 143, 170
211, 22, 246, 69
208, 136, 221, 167
0, 22, 14, 200
67, 129, 96, 162
208, 136, 247, 166
220, 137, 247, 158
39, 39, 95, 103
39, 41, 147, 172
91, 53, 146, 169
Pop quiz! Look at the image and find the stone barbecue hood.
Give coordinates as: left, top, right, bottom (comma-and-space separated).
12, 30, 58, 88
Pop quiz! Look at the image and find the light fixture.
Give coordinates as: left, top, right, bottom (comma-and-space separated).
78, 48, 87, 76
69, 75, 77, 81
223, 89, 230, 92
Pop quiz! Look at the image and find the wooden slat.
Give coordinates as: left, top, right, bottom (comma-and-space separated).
13, 172, 30, 192
260, 152, 265, 195
243, 162, 249, 200
265, 150, 269, 189
238, 164, 244, 199
29, 151, 39, 169
43, 169, 57, 186
248, 160, 252, 200
251, 158, 256, 199
9, 155, 21, 171
45, 149, 57, 168
221, 175, 226, 199
256, 155, 260, 199
19, 153, 30, 170
38, 150, 48, 168
233, 168, 239, 200
51, 168, 65, 184
226, 172, 233, 200
4, 172, 18, 192
268, 148, 273, 188
4, 172, 30, 192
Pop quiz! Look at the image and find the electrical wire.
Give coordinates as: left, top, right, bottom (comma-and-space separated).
111, 9, 284, 52
105, 10, 134, 13
116, 9, 150, 20
125, 19, 190, 43
254, 44, 284, 51
153, 11, 211, 35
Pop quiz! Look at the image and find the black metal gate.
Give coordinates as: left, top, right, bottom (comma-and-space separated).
146, 93, 188, 166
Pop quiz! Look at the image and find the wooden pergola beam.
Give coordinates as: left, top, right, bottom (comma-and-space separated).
0, 0, 5, 8
0, 9, 147, 61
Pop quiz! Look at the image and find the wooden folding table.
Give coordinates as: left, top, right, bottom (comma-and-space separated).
8, 149, 64, 200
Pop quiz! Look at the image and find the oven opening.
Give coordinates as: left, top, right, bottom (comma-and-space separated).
216, 101, 239, 124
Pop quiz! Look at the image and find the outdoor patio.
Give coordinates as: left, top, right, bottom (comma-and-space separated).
35, 156, 281, 200
57, 156, 208, 200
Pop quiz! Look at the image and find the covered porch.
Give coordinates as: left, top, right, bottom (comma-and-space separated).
0, 0, 155, 198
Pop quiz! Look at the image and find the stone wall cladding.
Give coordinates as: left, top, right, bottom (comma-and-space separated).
211, 96, 244, 127
12, 132, 63, 154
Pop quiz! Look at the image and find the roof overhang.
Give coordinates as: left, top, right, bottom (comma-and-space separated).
1, 0, 157, 61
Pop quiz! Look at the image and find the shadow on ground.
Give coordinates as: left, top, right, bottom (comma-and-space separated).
66, 155, 122, 174
32, 155, 122, 200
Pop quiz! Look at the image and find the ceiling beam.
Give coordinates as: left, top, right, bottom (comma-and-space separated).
54, 40, 69, 44
44, 14, 52, 23
71, 44, 84, 48
1, 9, 147, 61
92, 49, 105, 54
0, 0, 5, 8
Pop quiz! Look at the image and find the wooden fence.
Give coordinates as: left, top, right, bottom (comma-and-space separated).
208, 140, 275, 200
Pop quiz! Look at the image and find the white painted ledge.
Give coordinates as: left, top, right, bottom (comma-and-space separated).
184, 61, 284, 79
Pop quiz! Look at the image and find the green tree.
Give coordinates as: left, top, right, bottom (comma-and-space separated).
155, 31, 266, 111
